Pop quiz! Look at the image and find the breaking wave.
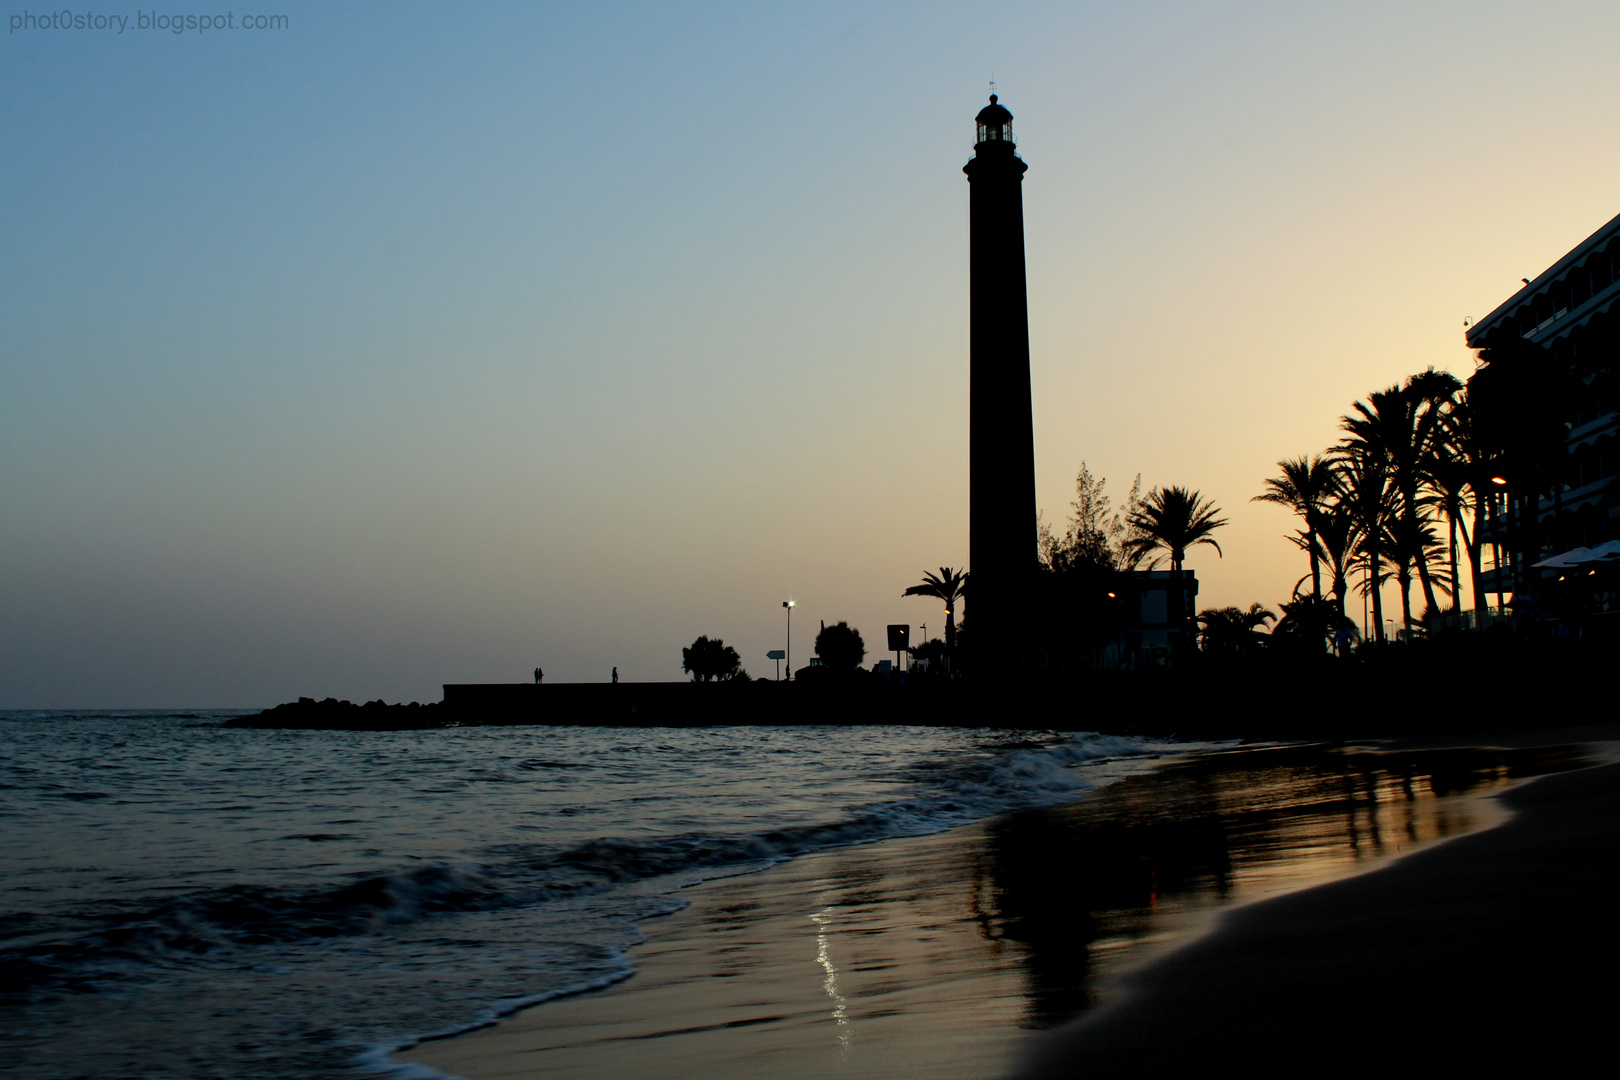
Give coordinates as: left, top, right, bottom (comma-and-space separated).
3, 714, 1236, 1079
1, 730, 1188, 1008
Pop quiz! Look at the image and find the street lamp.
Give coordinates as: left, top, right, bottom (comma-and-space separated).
782, 600, 795, 680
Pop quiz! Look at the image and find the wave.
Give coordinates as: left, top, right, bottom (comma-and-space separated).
357, 963, 641, 1079
0, 731, 1194, 1007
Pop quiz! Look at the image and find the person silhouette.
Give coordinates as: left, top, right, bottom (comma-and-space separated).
534, 667, 543, 685
611, 666, 619, 684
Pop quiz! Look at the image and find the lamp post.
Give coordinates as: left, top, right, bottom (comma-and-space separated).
783, 600, 795, 680
1485, 475, 1514, 598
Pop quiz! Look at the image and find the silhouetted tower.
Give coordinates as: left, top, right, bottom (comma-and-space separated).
964, 94, 1037, 673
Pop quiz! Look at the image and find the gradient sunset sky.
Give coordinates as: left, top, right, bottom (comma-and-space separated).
4, 2, 1617, 706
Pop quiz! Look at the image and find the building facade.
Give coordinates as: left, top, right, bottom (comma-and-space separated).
1113, 570, 1200, 669
1465, 211, 1620, 634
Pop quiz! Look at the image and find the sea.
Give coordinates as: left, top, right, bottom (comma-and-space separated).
0, 710, 1204, 1079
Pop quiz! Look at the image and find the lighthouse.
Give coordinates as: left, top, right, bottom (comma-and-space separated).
963, 95, 1037, 674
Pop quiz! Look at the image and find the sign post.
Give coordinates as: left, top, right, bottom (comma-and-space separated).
886, 625, 910, 673
766, 649, 785, 681
782, 601, 795, 680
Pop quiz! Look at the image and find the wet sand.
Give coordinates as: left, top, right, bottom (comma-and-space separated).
1015, 730, 1620, 1076
397, 739, 1592, 1080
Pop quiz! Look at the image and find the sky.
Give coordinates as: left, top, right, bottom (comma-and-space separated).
3, 1, 1617, 707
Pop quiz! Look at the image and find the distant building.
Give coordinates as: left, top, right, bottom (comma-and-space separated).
1112, 570, 1199, 669
1037, 570, 1197, 672
1465, 211, 1620, 633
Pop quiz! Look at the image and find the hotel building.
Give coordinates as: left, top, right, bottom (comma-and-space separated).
1465, 211, 1620, 631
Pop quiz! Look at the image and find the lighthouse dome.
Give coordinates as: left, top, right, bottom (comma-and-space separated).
975, 95, 1015, 147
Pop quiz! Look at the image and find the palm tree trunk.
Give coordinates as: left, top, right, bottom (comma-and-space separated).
1416, 558, 1440, 621
1399, 565, 1414, 639
1308, 524, 1322, 597
1450, 513, 1460, 620
1172, 554, 1183, 640
1370, 564, 1385, 643
1368, 531, 1385, 643
1468, 489, 1489, 624
945, 608, 956, 651
1410, 505, 1441, 621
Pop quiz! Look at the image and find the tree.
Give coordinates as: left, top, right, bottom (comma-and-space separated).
1404, 367, 1464, 621
1434, 389, 1503, 625
814, 621, 866, 671
1339, 373, 1458, 638
1196, 603, 1274, 655
902, 567, 968, 651
1336, 443, 1395, 643
1386, 509, 1451, 632
1037, 463, 1144, 573
1272, 591, 1357, 654
907, 636, 951, 676
1031, 464, 1147, 672
1429, 397, 1476, 623
1253, 455, 1340, 598
1124, 486, 1229, 643
1123, 486, 1229, 575
1291, 500, 1361, 621
681, 635, 745, 682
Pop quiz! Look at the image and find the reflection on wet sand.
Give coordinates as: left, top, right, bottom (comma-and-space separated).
399, 743, 1587, 1080
809, 907, 850, 1051
977, 743, 1585, 1030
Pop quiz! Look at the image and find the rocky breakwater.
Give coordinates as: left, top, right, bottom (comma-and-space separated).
223, 696, 447, 730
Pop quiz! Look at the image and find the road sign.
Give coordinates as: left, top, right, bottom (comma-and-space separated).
766, 650, 785, 660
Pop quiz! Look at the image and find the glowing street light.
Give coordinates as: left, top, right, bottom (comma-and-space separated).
1490, 476, 1509, 486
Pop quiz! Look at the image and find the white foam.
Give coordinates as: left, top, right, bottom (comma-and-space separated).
357, 961, 637, 1077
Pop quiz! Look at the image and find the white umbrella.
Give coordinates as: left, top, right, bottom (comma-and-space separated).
1531, 547, 1591, 569
1575, 539, 1620, 562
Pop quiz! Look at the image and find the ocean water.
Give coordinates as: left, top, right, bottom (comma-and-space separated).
0, 711, 1200, 1079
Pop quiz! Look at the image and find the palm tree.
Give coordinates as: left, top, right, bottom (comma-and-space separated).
1124, 486, 1229, 574
903, 567, 968, 652
1426, 449, 1468, 623
1124, 486, 1229, 639
1272, 591, 1356, 652
1404, 367, 1463, 621
1301, 500, 1361, 621
1340, 374, 1458, 627
1384, 511, 1450, 636
1433, 389, 1501, 626
1197, 603, 1275, 655
1335, 443, 1394, 642
1253, 455, 1340, 598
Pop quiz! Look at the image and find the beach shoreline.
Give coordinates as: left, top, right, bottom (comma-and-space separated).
394, 733, 1593, 1080
1013, 725, 1620, 1076
1010, 731, 1620, 1075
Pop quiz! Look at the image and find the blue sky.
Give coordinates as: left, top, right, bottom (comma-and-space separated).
4, 2, 1617, 705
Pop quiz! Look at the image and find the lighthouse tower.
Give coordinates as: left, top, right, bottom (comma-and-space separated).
963, 95, 1037, 674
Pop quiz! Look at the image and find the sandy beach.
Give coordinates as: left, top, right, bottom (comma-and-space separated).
397, 736, 1594, 1080
1014, 726, 1620, 1077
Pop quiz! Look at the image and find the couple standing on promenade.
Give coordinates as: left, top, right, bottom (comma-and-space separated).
533, 667, 619, 683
